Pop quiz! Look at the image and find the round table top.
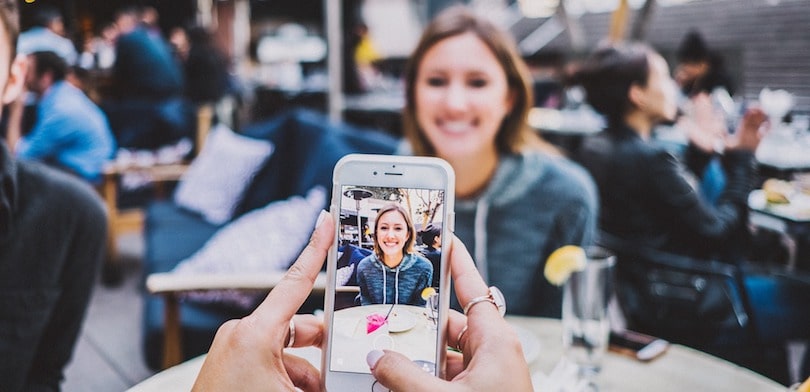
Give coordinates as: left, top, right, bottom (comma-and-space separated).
128, 316, 784, 391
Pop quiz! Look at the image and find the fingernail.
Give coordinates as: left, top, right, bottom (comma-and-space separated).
315, 210, 328, 228
366, 350, 384, 370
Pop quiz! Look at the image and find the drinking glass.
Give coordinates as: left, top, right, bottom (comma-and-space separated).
424, 292, 439, 329
561, 246, 615, 388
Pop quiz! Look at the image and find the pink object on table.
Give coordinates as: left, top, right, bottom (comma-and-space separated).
366, 313, 387, 334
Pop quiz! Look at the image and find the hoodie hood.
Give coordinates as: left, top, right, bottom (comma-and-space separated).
455, 152, 546, 282
0, 143, 18, 239
370, 251, 423, 273
357, 252, 433, 306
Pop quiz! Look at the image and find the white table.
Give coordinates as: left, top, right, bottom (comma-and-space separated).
749, 189, 810, 268
129, 317, 785, 391
330, 304, 437, 373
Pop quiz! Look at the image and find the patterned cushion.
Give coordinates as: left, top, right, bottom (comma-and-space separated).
174, 124, 274, 224
171, 187, 326, 309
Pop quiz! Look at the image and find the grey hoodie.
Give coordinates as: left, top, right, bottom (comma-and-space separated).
453, 151, 598, 317
357, 253, 433, 306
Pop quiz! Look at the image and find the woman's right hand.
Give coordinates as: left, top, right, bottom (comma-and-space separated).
367, 236, 533, 391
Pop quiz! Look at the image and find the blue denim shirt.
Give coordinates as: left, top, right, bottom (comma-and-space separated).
17, 81, 116, 183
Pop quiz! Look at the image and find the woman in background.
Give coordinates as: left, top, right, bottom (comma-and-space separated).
401, 5, 597, 317
574, 43, 763, 261
574, 42, 810, 383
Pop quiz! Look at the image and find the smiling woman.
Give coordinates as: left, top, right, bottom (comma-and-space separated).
400, 5, 598, 318
356, 203, 433, 306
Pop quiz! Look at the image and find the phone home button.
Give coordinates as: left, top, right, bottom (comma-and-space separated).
371, 380, 391, 392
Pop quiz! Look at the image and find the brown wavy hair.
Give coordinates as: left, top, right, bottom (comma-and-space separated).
402, 5, 553, 156
372, 204, 417, 261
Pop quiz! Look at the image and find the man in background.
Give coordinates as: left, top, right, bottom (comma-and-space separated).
103, 5, 192, 150
8, 50, 115, 183
17, 5, 77, 66
0, 1, 107, 390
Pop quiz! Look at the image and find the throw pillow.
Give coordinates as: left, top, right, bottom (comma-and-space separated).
171, 187, 327, 309
174, 124, 274, 224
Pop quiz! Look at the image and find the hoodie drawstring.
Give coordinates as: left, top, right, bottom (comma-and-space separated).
474, 198, 489, 284
381, 261, 401, 305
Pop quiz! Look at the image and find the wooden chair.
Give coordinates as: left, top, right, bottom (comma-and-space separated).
145, 271, 329, 369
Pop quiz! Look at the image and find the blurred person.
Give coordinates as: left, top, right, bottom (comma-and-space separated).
17, 5, 77, 66
574, 42, 809, 383
673, 30, 736, 205
419, 223, 442, 287
168, 26, 189, 63
12, 6, 77, 140
675, 30, 735, 98
182, 26, 232, 106
193, 211, 533, 391
0, 1, 107, 390
576, 42, 763, 263
401, 5, 597, 317
103, 5, 192, 150
78, 21, 118, 71
139, 6, 161, 37
8, 51, 115, 184
356, 204, 433, 306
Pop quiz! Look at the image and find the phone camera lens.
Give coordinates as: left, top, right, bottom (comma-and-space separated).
373, 171, 378, 175
392, 164, 396, 168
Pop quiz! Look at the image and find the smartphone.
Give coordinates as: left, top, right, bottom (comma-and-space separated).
322, 154, 455, 390
608, 330, 669, 362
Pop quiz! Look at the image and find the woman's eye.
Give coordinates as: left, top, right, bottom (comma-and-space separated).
426, 77, 446, 87
469, 78, 488, 88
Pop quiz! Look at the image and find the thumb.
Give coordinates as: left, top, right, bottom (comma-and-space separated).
367, 350, 449, 391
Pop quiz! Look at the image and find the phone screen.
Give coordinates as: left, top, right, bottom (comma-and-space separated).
609, 331, 653, 352
609, 330, 669, 362
328, 184, 447, 375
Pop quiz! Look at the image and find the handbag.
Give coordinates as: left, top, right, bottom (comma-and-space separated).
607, 244, 751, 345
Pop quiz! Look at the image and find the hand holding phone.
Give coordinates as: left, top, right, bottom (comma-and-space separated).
323, 154, 455, 390
192, 211, 334, 391
368, 236, 533, 391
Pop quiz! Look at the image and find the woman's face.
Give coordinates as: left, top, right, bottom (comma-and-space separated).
414, 32, 514, 161
375, 210, 410, 257
634, 53, 680, 123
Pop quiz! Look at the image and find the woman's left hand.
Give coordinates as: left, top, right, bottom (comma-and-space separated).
192, 211, 333, 392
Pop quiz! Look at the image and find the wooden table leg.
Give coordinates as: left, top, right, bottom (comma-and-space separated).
162, 293, 183, 369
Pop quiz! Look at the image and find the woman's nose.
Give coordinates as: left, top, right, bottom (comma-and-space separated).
444, 83, 468, 111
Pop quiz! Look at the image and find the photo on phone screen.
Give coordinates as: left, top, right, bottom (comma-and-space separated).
328, 184, 447, 375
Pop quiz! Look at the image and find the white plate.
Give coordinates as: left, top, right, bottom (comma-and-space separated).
387, 310, 418, 332
512, 324, 542, 364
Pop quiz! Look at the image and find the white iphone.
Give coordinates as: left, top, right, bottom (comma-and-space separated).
322, 154, 455, 391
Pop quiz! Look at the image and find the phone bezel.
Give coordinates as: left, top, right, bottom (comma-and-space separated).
322, 154, 455, 390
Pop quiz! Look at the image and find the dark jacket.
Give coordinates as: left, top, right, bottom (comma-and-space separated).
575, 124, 757, 260
0, 143, 106, 391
